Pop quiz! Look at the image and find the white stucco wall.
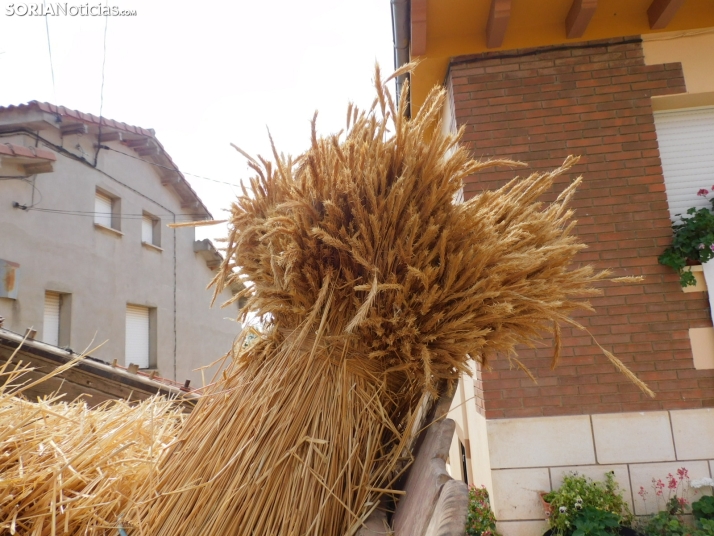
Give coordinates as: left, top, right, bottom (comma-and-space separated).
0, 128, 240, 388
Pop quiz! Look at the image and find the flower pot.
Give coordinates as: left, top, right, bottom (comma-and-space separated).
539, 491, 553, 518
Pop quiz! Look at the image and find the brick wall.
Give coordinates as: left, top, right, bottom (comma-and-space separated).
449, 37, 714, 419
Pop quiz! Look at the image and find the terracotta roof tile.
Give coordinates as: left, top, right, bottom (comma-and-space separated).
0, 142, 56, 161
0, 101, 156, 137
0, 101, 210, 217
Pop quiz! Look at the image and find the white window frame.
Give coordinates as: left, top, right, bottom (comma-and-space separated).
125, 304, 156, 369
43, 291, 60, 346
141, 211, 161, 248
654, 106, 714, 222
94, 188, 121, 231
43, 291, 71, 347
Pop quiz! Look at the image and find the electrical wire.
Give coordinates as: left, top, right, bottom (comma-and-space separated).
26, 207, 217, 220
0, 129, 211, 217
29, 175, 41, 208
94, 5, 109, 167
99, 145, 242, 187
1, 176, 43, 208
43, 0, 57, 102
0, 130, 240, 189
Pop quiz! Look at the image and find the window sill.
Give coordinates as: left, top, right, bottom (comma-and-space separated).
94, 223, 123, 237
142, 241, 163, 252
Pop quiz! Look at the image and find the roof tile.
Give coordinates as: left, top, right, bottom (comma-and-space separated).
0, 142, 56, 161
0, 101, 209, 217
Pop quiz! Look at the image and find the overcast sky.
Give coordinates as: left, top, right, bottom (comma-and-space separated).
0, 0, 396, 240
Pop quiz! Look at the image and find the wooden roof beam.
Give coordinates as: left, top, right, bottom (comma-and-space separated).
124, 138, 149, 148
411, 0, 427, 57
566, 0, 597, 38
648, 0, 686, 29
60, 123, 88, 137
23, 162, 54, 175
98, 131, 123, 143
135, 145, 160, 157
486, 0, 510, 49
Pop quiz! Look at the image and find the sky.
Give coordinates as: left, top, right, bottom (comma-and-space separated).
0, 0, 396, 240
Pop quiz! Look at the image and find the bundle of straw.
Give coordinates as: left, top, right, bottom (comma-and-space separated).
0, 353, 184, 535
133, 66, 649, 535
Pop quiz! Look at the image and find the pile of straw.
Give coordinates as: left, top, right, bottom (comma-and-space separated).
0, 351, 184, 535
131, 66, 650, 535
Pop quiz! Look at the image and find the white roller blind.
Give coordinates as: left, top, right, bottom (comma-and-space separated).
141, 215, 153, 244
43, 292, 60, 346
95, 191, 112, 227
654, 106, 714, 221
125, 305, 149, 368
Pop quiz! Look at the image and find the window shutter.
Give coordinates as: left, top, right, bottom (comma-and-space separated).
142, 215, 153, 244
95, 192, 113, 227
125, 305, 150, 368
654, 106, 714, 221
43, 292, 60, 346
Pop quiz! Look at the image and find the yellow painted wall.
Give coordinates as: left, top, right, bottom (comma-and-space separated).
643, 29, 714, 110
411, 0, 714, 112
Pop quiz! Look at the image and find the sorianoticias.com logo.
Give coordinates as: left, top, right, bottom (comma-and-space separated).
5, 3, 137, 16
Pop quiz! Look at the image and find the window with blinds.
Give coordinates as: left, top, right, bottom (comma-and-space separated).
43, 292, 60, 346
142, 215, 153, 243
654, 106, 714, 221
141, 212, 160, 247
125, 305, 151, 368
94, 191, 113, 228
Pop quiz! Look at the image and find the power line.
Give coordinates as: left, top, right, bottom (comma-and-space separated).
94, 4, 109, 166
43, 0, 56, 102
0, 124, 241, 190
25, 207, 218, 220
100, 145, 242, 187
1, 129, 197, 218
99, 8, 108, 118
1, 176, 43, 208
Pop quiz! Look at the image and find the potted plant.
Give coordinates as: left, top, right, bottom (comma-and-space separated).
540, 472, 633, 536
659, 187, 714, 288
466, 485, 501, 536
637, 469, 690, 536
637, 470, 714, 536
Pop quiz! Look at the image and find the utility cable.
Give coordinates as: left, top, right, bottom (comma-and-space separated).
24, 208, 215, 220
0, 130, 239, 189
43, 2, 57, 102
0, 129, 210, 217
2, 176, 43, 208
94, 5, 109, 167
99, 145, 242, 187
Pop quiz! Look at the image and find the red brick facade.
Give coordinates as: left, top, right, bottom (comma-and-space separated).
449, 37, 714, 419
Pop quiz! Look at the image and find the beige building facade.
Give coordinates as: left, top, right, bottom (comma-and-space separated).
0, 102, 240, 388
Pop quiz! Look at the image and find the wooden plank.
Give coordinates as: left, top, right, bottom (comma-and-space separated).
648, 0, 686, 29
411, 0, 428, 57
566, 0, 598, 38
486, 0, 511, 49
0, 334, 195, 404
